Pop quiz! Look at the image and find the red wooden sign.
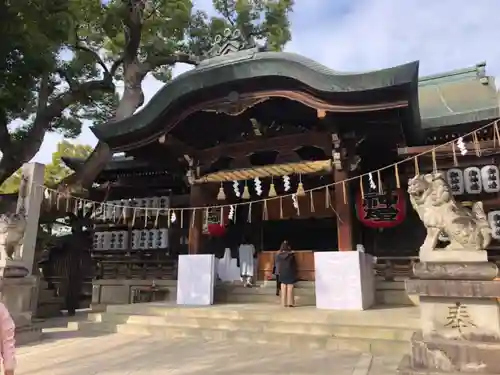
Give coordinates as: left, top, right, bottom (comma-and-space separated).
355, 189, 407, 229
203, 207, 229, 237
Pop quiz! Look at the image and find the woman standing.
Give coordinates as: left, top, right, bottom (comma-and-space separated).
273, 241, 290, 296
238, 236, 256, 287
275, 241, 297, 307
0, 302, 16, 375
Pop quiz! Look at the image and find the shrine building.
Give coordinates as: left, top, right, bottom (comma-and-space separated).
61, 29, 500, 305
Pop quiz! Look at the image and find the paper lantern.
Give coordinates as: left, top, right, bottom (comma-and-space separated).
481, 165, 500, 193
487, 210, 500, 240
207, 223, 226, 237
446, 168, 464, 195
464, 167, 482, 194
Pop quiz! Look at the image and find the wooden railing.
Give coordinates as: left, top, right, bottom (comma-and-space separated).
92, 250, 177, 280
53, 252, 499, 282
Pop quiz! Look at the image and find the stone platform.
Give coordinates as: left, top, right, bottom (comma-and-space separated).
71, 302, 420, 356
16, 331, 403, 375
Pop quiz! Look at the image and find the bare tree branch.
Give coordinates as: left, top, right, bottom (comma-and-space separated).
56, 68, 77, 91
144, 1, 162, 20
0, 119, 12, 153
122, 1, 145, 64
37, 74, 51, 114
141, 52, 200, 73
72, 44, 111, 78
41, 78, 114, 122
69, 24, 114, 80
110, 57, 124, 76
221, 2, 236, 26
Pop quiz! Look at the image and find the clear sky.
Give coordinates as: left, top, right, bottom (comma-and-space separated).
32, 0, 500, 163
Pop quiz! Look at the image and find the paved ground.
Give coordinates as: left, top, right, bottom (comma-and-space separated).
15, 329, 401, 375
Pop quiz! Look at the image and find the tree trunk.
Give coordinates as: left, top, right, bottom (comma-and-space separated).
0, 157, 22, 186
66, 61, 145, 191
0, 128, 46, 185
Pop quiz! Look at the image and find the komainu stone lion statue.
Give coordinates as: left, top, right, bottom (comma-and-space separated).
408, 172, 492, 253
0, 213, 27, 260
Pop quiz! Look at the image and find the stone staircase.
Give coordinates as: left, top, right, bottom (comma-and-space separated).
70, 302, 419, 356
35, 280, 64, 318
36, 279, 93, 318
214, 280, 417, 306
215, 281, 315, 305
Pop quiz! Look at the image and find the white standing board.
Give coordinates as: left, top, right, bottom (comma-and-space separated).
177, 254, 216, 305
314, 251, 375, 310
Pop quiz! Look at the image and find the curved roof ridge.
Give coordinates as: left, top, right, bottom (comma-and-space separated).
418, 61, 487, 86
91, 53, 419, 144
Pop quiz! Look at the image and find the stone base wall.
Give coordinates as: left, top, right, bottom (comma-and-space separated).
91, 279, 177, 309
1, 276, 41, 345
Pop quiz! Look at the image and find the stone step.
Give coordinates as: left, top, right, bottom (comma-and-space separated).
104, 303, 420, 328
253, 280, 315, 289
71, 320, 410, 356
216, 284, 315, 295
376, 280, 406, 290
215, 292, 315, 305
87, 312, 415, 341
35, 303, 63, 318
217, 289, 415, 305
376, 290, 419, 306
38, 288, 59, 301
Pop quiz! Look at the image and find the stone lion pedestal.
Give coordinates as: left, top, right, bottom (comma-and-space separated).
398, 251, 500, 375
0, 262, 40, 345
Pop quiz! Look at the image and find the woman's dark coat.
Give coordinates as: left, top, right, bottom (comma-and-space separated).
275, 251, 297, 285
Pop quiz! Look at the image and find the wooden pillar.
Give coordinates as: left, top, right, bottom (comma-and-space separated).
334, 168, 354, 251
188, 184, 203, 254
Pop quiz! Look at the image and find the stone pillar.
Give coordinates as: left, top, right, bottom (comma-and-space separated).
16, 162, 44, 274
0, 162, 44, 344
398, 251, 500, 374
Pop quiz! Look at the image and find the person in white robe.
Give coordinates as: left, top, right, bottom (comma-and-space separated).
238, 238, 256, 287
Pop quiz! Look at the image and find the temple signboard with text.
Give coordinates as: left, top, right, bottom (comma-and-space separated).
355, 189, 406, 229
203, 207, 228, 237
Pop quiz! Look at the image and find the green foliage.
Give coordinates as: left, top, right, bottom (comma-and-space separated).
0, 0, 73, 126
44, 141, 93, 186
75, 0, 294, 85
0, 0, 294, 185
0, 141, 93, 194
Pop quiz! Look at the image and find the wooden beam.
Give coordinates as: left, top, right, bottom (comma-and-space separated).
158, 134, 197, 156
188, 185, 203, 254
197, 131, 331, 162
334, 169, 354, 251
401, 156, 499, 174
398, 140, 500, 157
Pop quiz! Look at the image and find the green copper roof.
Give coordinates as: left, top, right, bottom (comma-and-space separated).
90, 50, 420, 147
418, 62, 499, 129
89, 37, 498, 146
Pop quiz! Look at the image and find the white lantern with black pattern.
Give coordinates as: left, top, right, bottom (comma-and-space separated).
446, 168, 464, 195
480, 165, 500, 193
487, 210, 500, 240
463, 167, 482, 194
